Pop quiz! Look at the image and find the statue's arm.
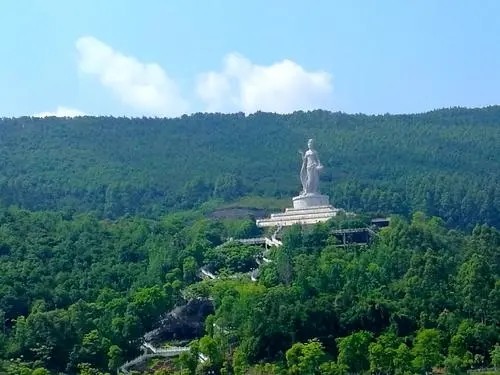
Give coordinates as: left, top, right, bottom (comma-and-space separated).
315, 151, 323, 168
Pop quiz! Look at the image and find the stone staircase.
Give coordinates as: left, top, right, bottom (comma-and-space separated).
257, 205, 343, 227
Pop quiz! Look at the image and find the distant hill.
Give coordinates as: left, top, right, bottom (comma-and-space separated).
0, 107, 499, 228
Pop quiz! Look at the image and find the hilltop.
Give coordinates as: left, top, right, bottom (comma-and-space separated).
0, 106, 499, 228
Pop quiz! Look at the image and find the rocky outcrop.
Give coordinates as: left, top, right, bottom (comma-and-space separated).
143, 298, 214, 345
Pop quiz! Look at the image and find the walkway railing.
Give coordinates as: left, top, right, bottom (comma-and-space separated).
119, 228, 285, 373
118, 346, 190, 374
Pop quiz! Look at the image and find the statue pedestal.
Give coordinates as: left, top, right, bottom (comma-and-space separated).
256, 193, 342, 228
292, 194, 329, 209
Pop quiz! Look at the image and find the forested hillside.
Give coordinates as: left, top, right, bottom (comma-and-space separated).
1, 106, 499, 229
0, 107, 499, 374
0, 208, 498, 374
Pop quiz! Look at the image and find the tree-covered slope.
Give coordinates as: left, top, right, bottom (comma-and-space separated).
194, 214, 500, 374
0, 107, 499, 228
0, 207, 498, 374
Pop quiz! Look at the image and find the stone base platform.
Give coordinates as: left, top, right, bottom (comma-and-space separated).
256, 205, 343, 227
292, 193, 329, 209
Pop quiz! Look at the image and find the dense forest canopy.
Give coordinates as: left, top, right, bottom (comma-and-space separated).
0, 107, 499, 374
0, 106, 499, 228
0, 207, 498, 374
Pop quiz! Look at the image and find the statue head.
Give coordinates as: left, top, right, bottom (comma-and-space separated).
307, 138, 314, 149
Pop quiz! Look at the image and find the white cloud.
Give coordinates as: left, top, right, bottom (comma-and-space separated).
33, 106, 86, 117
196, 53, 333, 113
76, 36, 188, 117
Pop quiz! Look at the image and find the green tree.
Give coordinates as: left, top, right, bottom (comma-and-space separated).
213, 174, 244, 201
232, 347, 249, 375
177, 350, 197, 375
75, 330, 112, 370
285, 339, 326, 375
32, 369, 51, 375
319, 361, 348, 375
446, 330, 473, 371
368, 331, 400, 374
129, 286, 168, 329
247, 362, 283, 375
183, 256, 198, 283
456, 253, 495, 322
393, 343, 413, 374
107, 345, 123, 372
199, 335, 222, 368
77, 362, 109, 375
336, 331, 372, 373
490, 344, 500, 371
411, 328, 443, 373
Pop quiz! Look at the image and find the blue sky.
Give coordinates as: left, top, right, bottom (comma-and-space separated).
1, 0, 499, 117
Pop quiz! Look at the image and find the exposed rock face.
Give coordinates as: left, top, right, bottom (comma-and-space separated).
143, 298, 214, 345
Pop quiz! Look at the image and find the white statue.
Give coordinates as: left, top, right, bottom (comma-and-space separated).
298, 138, 323, 196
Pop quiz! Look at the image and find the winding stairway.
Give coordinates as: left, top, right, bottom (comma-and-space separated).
118, 227, 283, 373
